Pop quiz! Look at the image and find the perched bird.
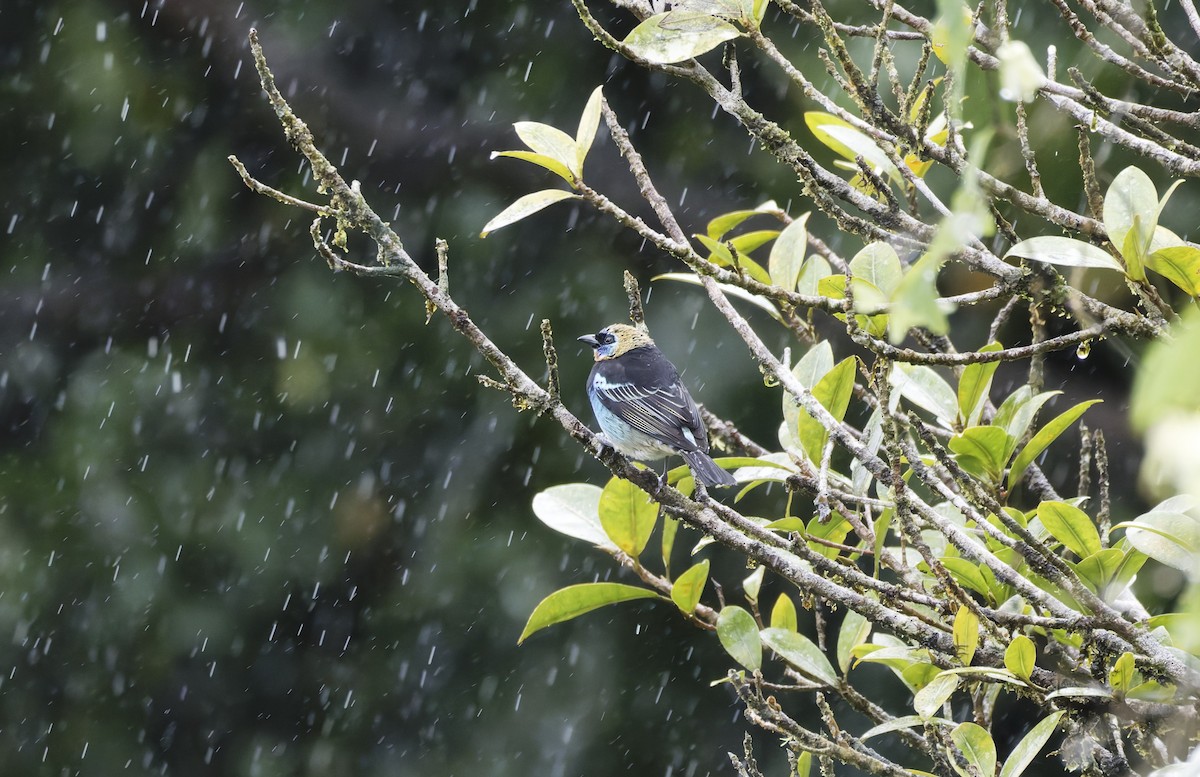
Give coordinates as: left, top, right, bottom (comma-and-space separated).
578, 323, 736, 488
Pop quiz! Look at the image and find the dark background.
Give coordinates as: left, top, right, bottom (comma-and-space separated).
2, 1, 1196, 775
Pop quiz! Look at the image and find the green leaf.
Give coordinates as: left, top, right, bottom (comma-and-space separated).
837, 610, 872, 673
671, 559, 710, 613
796, 254, 832, 296
1147, 244, 1200, 296
1004, 635, 1036, 682
1115, 510, 1200, 573
957, 342, 1003, 426
1109, 651, 1135, 694
1007, 400, 1102, 491
481, 189, 578, 237
994, 388, 1061, 460
890, 363, 959, 428
1004, 236, 1125, 272
760, 627, 838, 685
728, 229, 780, 255
953, 605, 980, 666
575, 86, 604, 175
850, 242, 904, 296
717, 606, 762, 671
941, 557, 992, 600
490, 150, 576, 185
531, 483, 617, 552
622, 11, 742, 65
913, 671, 960, 717
519, 583, 658, 643
998, 712, 1064, 777
742, 566, 766, 603
949, 425, 1013, 483
1036, 501, 1102, 558
768, 215, 810, 290
806, 512, 851, 560
888, 252, 953, 343
798, 357, 857, 463
514, 121, 580, 179
952, 722, 997, 777
1103, 166, 1159, 273
598, 476, 659, 559
794, 751, 813, 777
805, 113, 899, 185
770, 593, 798, 631
862, 714, 944, 740
706, 201, 777, 240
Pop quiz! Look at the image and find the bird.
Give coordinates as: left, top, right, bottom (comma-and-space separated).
578, 323, 736, 488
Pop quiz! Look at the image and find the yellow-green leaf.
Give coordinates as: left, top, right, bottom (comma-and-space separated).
798, 357, 857, 463
1008, 400, 1102, 491
519, 583, 658, 643
717, 606, 762, 671
952, 722, 997, 777
598, 476, 659, 559
1004, 635, 1036, 682
1109, 651, 1135, 694
957, 342, 1003, 426
761, 627, 838, 685
1146, 244, 1200, 296
622, 11, 742, 65
1036, 500, 1102, 558
837, 610, 872, 673
998, 712, 1065, 777
770, 593, 798, 631
480, 189, 578, 237
768, 214, 810, 291
953, 605, 980, 666
575, 86, 604, 175
514, 121, 580, 179
671, 559, 710, 613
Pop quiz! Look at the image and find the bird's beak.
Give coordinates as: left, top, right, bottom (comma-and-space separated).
577, 334, 600, 348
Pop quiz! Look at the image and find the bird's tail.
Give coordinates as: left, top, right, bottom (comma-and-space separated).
681, 450, 737, 488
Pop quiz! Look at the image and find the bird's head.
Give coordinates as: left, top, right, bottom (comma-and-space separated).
577, 323, 654, 361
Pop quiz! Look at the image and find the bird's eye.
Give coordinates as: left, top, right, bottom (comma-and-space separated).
599, 332, 616, 345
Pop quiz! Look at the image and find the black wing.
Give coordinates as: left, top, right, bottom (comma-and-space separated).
591, 347, 708, 453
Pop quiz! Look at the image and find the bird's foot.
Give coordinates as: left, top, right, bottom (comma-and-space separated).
592, 433, 615, 458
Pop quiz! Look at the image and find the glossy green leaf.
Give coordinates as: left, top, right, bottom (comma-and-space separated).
760, 627, 838, 685
806, 512, 851, 560
671, 559, 710, 613
913, 671, 960, 717
799, 357, 857, 463
862, 714, 943, 740
768, 214, 810, 291
1114, 510, 1200, 573
1004, 635, 1036, 681
728, 229, 780, 255
994, 388, 1061, 460
949, 425, 1013, 483
1008, 400, 1102, 491
796, 254, 832, 296
998, 712, 1064, 777
770, 593, 798, 632
1004, 236, 1124, 272
1103, 166, 1158, 270
837, 610, 872, 673
531, 483, 617, 552
519, 583, 658, 643
490, 150, 576, 185
480, 189, 578, 237
717, 606, 762, 671
742, 566, 766, 604
705, 200, 777, 240
1073, 548, 1124, 594
1147, 244, 1200, 296
1036, 501, 1102, 559
514, 121, 580, 178
953, 605, 980, 666
622, 11, 742, 65
957, 342, 1003, 426
952, 722, 997, 777
849, 242, 903, 296
660, 515, 679, 576
941, 557, 992, 599
598, 476, 659, 559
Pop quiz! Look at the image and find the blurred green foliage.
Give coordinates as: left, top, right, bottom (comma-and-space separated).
1, 0, 1195, 775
